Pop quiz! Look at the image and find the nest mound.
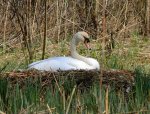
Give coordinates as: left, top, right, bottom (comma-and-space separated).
0, 69, 135, 91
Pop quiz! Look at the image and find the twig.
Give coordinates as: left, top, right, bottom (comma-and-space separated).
53, 74, 63, 96
105, 85, 109, 114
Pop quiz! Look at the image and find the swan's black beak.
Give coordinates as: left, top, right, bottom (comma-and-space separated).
84, 38, 91, 50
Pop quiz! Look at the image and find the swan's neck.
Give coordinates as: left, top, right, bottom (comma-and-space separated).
70, 38, 92, 66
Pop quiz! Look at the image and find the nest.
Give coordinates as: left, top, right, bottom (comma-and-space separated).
0, 69, 135, 91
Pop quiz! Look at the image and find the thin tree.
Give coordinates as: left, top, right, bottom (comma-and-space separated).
99, 0, 107, 113
42, 0, 47, 59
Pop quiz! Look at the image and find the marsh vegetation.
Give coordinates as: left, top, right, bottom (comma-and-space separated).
0, 0, 150, 114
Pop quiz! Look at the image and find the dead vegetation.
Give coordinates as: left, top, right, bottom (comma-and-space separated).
1, 69, 134, 91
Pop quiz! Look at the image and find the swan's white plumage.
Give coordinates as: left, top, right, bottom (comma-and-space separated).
28, 57, 99, 71
28, 31, 100, 72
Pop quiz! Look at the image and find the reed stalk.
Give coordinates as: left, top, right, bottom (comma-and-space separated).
105, 85, 109, 114
63, 90, 66, 113
65, 85, 77, 114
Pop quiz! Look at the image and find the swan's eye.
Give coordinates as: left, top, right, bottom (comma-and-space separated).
84, 37, 90, 43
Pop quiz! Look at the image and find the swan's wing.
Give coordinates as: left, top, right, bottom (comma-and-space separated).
48, 57, 92, 70
28, 57, 97, 71
28, 57, 63, 68
28, 57, 77, 71
64, 57, 99, 70
28, 59, 47, 67
47, 56, 91, 69
87, 58, 100, 70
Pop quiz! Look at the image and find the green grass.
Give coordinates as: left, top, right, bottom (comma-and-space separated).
0, 68, 150, 114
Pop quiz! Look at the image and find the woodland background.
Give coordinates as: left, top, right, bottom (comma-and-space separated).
0, 0, 150, 62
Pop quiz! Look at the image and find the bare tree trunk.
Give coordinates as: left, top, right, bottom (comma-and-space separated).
31, 0, 38, 43
123, 0, 129, 39
64, 0, 67, 39
27, 0, 33, 62
42, 0, 47, 60
146, 0, 150, 36
102, 0, 107, 38
56, 0, 60, 42
99, 0, 107, 114
95, 0, 99, 39
72, 0, 75, 34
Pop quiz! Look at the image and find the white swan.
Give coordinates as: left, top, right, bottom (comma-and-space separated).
28, 31, 100, 72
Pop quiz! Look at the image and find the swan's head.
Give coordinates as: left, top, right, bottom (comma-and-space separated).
73, 31, 91, 49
